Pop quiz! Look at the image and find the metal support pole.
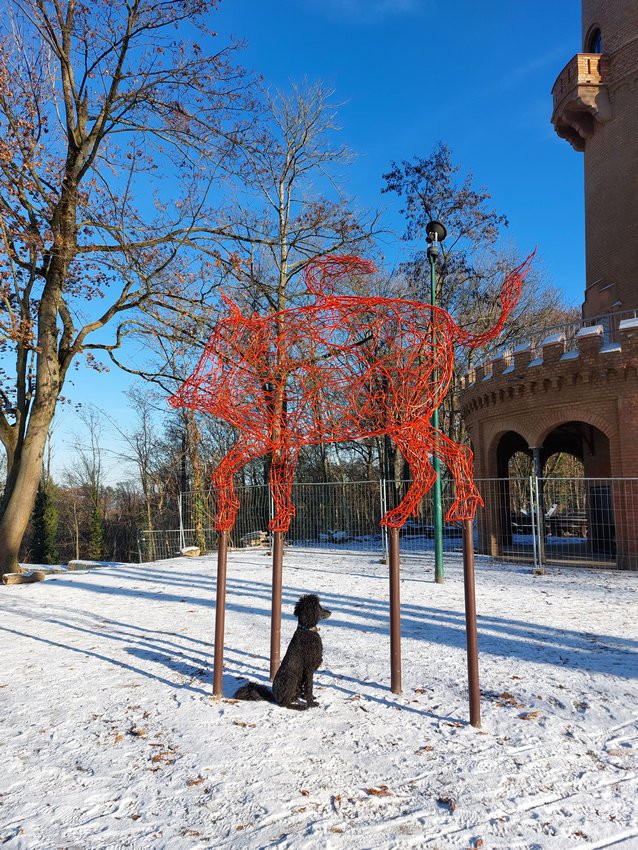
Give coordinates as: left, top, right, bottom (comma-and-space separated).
389, 526, 402, 694
428, 245, 445, 583
212, 529, 229, 700
531, 448, 546, 572
270, 530, 284, 680
462, 519, 481, 728
431, 407, 445, 582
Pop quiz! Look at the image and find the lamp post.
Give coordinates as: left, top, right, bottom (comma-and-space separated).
426, 220, 447, 584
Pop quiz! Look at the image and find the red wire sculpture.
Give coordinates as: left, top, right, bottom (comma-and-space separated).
170, 254, 532, 533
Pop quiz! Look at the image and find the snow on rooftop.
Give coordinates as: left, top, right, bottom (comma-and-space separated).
2, 550, 637, 849
540, 333, 566, 346
576, 324, 604, 338
619, 317, 638, 332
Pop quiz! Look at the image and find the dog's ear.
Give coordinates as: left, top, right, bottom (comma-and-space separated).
293, 595, 307, 620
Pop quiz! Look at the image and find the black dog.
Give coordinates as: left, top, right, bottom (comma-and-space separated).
234, 594, 331, 710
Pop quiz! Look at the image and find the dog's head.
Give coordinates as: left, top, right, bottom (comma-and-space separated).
294, 594, 331, 629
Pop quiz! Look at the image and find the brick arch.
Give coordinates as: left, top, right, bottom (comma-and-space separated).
530, 410, 617, 448
484, 419, 532, 463
481, 423, 534, 478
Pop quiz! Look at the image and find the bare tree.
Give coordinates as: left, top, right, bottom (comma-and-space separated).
65, 407, 106, 559
383, 143, 578, 446
222, 82, 379, 312
214, 83, 381, 488
106, 83, 382, 497
0, 0, 253, 574
104, 387, 165, 532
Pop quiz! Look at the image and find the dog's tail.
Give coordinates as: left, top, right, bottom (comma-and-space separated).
234, 681, 276, 702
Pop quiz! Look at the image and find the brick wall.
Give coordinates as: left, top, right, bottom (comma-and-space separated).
460, 323, 638, 480
459, 322, 638, 567
582, 1, 638, 54
580, 1, 638, 317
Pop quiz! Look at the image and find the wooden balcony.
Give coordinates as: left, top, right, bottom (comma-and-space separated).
551, 53, 611, 151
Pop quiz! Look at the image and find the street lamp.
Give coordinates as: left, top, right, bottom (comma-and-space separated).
426, 220, 446, 583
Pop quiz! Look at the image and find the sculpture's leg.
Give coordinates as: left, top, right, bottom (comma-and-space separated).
380, 428, 437, 528
268, 450, 299, 534
379, 423, 482, 527
267, 449, 299, 679
211, 440, 264, 531
424, 427, 483, 522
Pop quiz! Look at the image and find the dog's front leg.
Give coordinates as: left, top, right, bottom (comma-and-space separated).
302, 670, 319, 707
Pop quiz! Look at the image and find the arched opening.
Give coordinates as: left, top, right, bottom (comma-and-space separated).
478, 423, 615, 563
487, 431, 532, 554
540, 422, 614, 559
586, 26, 603, 54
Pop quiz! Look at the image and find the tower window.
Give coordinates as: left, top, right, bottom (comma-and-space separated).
587, 27, 603, 54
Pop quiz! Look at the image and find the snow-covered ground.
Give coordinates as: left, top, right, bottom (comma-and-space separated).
1, 549, 637, 850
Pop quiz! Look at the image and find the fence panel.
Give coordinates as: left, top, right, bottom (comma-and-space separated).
286, 481, 383, 551
474, 476, 638, 570
138, 476, 638, 570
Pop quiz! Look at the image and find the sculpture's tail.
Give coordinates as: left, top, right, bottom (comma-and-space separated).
452, 251, 535, 348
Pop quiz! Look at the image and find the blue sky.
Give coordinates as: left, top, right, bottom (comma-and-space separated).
213, 0, 584, 296
55, 0, 585, 481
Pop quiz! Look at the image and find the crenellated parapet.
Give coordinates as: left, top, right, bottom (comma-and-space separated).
460, 319, 638, 417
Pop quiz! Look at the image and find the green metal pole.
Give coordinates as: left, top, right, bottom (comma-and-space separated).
429, 248, 445, 583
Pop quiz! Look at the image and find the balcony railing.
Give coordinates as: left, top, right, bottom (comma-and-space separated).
552, 54, 606, 109
551, 53, 611, 150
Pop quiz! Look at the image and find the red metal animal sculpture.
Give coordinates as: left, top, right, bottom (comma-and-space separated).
170, 254, 532, 533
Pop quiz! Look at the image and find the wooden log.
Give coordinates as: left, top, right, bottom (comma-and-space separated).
2, 571, 46, 585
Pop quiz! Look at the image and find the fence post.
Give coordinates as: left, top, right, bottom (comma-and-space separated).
137, 530, 144, 564
178, 493, 186, 552
529, 476, 539, 572
531, 473, 546, 573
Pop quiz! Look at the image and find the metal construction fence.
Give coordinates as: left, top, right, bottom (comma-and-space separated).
137, 475, 638, 570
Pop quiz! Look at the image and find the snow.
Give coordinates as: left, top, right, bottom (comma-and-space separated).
540, 333, 566, 347
1, 549, 637, 850
576, 326, 604, 339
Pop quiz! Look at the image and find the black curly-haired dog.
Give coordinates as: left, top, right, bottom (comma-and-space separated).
234, 594, 331, 710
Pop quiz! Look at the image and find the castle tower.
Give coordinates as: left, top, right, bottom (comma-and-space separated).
551, 1, 638, 319
458, 1, 638, 570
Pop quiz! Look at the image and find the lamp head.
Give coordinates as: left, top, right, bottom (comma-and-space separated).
425, 220, 447, 243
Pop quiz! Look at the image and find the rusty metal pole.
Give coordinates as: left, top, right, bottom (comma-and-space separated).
389, 526, 402, 694
270, 530, 284, 680
462, 519, 481, 728
212, 529, 229, 700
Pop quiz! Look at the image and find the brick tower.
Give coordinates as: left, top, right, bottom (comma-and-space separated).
551, 0, 638, 319
458, 2, 638, 569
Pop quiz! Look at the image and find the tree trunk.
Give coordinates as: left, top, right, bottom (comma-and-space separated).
0, 411, 52, 574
